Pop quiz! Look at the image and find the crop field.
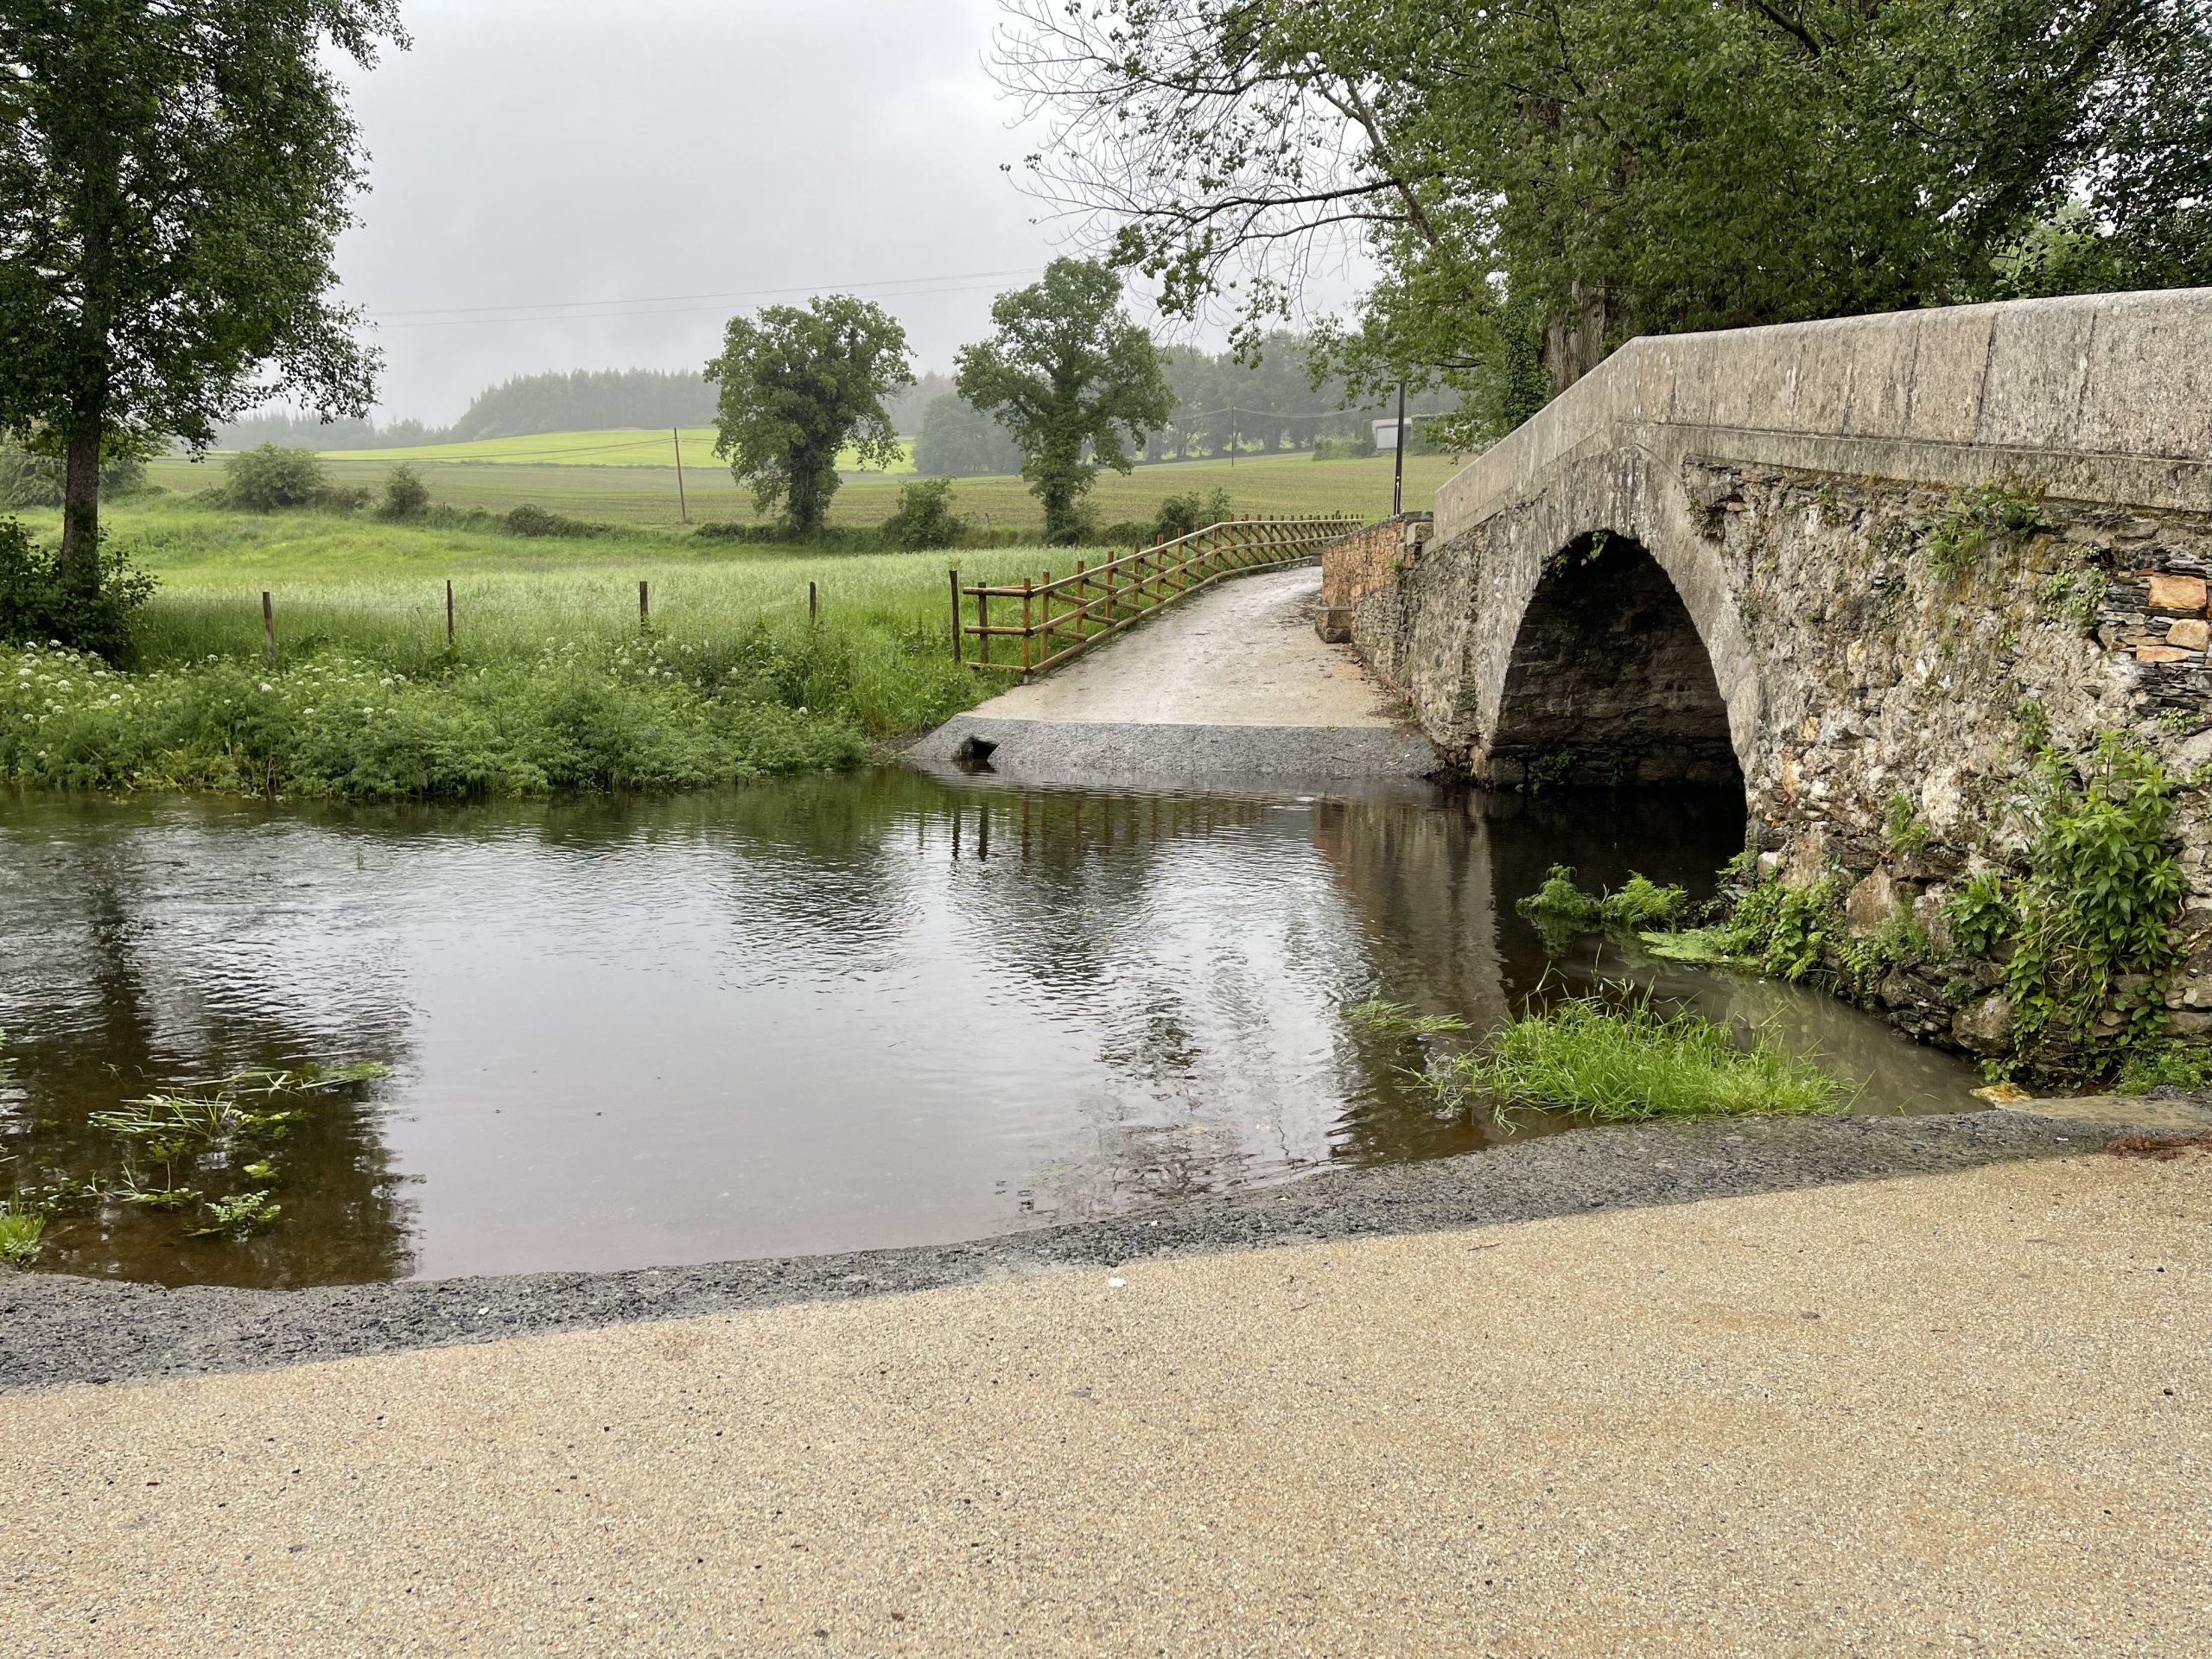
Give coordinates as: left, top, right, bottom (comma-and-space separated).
144, 445, 1465, 532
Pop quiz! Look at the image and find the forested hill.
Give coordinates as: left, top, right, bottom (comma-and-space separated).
448, 369, 717, 441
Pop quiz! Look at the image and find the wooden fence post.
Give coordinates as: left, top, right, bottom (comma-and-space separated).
262, 592, 275, 666
445, 579, 454, 650
949, 569, 962, 664
809, 581, 818, 626
639, 579, 649, 629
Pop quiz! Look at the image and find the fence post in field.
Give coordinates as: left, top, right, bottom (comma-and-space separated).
976, 587, 989, 669
949, 569, 962, 664
809, 581, 818, 627
639, 579, 649, 630
445, 580, 454, 650
1021, 579, 1033, 675
262, 592, 275, 666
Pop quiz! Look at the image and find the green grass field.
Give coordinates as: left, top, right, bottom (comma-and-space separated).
144, 445, 1465, 531
97, 503, 1043, 674
4, 448, 1451, 798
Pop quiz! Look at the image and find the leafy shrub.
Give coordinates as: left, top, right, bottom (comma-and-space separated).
0, 518, 157, 663
1152, 487, 1234, 543
1721, 873, 1847, 982
223, 444, 331, 512
2003, 734, 2183, 1061
880, 478, 968, 550
1311, 435, 1369, 461
378, 465, 431, 521
1422, 990, 1846, 1122
1945, 871, 2016, 958
503, 504, 610, 539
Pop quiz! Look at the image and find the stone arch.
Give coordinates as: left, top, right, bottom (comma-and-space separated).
1481, 529, 1745, 792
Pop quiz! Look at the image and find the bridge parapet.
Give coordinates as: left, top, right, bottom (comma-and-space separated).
1437, 289, 2212, 544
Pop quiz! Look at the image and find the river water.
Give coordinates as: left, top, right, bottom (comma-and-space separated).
0, 772, 1980, 1287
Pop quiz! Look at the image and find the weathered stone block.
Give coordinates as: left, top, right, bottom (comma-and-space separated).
1846, 868, 1904, 936
1951, 993, 2015, 1054
2167, 618, 2210, 651
2148, 572, 2209, 612
2138, 645, 2194, 664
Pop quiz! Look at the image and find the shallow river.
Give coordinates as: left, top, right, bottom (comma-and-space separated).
0, 772, 1980, 1287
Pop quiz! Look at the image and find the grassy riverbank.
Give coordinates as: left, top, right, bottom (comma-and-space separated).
4, 502, 1054, 798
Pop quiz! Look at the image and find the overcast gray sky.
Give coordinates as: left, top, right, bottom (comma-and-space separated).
334, 0, 1077, 424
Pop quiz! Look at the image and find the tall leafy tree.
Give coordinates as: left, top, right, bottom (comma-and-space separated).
0, 0, 405, 592
955, 259, 1174, 543
996, 0, 2209, 446
704, 296, 913, 534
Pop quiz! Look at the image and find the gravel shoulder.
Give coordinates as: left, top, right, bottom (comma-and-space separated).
0, 1106, 2161, 1393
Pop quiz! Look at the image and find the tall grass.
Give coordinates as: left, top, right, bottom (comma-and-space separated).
1425, 990, 1849, 1123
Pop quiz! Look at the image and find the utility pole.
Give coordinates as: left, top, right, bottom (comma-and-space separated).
671, 427, 689, 524
1391, 381, 1407, 518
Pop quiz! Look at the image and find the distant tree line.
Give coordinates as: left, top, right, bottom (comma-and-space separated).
911, 332, 1455, 478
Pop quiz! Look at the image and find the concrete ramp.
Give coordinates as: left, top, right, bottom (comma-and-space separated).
912, 567, 1440, 788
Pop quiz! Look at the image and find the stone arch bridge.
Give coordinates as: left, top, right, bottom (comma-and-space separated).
1321, 289, 2212, 1041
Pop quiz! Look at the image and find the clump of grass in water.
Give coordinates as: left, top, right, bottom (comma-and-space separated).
1342, 998, 1470, 1038
1423, 990, 1848, 1125
1516, 866, 1689, 947
0, 1201, 44, 1267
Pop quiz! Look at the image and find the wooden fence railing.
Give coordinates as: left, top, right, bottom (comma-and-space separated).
950, 515, 1358, 676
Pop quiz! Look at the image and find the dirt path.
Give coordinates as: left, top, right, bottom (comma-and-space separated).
966, 565, 1396, 728
5, 1150, 2206, 1656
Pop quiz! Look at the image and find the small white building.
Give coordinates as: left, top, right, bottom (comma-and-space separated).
1371, 417, 1408, 453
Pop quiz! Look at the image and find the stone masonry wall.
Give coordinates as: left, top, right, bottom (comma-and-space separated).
1317, 515, 1430, 643
1347, 456, 2212, 1057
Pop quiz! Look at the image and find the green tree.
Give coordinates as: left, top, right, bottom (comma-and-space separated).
703, 296, 913, 535
0, 1, 404, 592
955, 259, 1175, 543
997, 0, 2210, 446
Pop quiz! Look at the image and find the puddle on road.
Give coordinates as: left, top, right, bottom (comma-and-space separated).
0, 772, 1980, 1287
